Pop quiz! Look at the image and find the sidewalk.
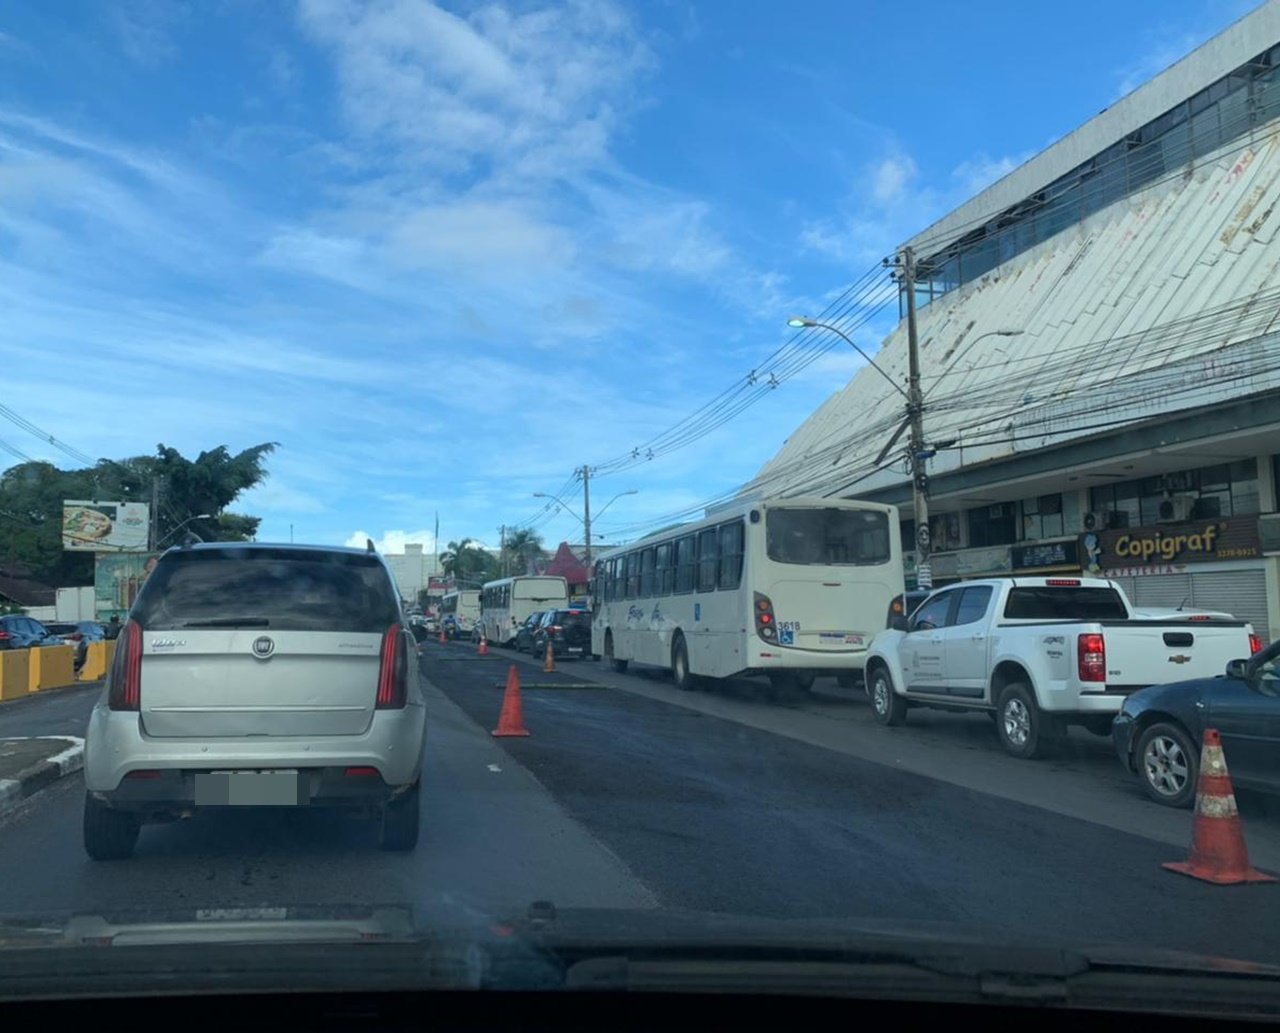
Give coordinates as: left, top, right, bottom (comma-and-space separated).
0, 735, 84, 818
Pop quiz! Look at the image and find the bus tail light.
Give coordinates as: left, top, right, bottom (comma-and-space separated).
754, 593, 777, 642
1077, 633, 1106, 682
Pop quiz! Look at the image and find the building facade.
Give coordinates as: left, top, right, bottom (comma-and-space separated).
749, 4, 1280, 639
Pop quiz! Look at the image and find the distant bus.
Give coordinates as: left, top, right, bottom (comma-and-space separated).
479, 575, 569, 646
439, 589, 481, 638
590, 497, 903, 691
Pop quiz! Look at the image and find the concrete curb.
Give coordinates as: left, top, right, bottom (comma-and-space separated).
0, 736, 85, 820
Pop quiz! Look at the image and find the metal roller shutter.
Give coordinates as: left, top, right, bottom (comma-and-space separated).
1190, 569, 1269, 639
1130, 574, 1194, 612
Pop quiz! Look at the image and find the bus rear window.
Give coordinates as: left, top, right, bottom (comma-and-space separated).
766, 508, 890, 566
1003, 587, 1128, 620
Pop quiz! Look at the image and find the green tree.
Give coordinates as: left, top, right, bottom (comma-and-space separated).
440, 538, 501, 585
0, 442, 275, 586
503, 528, 546, 575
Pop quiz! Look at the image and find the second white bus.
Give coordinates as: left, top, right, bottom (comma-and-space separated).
439, 588, 481, 638
479, 575, 569, 646
590, 497, 903, 690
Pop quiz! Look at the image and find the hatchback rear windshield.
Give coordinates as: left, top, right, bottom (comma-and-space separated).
133, 548, 401, 632
550, 610, 590, 625
1003, 586, 1129, 621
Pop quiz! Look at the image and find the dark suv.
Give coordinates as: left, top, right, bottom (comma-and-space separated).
0, 614, 61, 650
515, 612, 545, 655
532, 608, 591, 660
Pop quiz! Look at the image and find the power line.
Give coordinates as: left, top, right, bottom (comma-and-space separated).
0, 403, 95, 466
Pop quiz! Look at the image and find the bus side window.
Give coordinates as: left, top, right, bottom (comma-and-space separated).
626, 553, 640, 599
697, 528, 718, 593
718, 520, 744, 590
640, 548, 656, 597
675, 536, 696, 594
656, 542, 674, 596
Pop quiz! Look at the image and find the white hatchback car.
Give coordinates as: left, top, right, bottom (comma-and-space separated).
82, 541, 427, 859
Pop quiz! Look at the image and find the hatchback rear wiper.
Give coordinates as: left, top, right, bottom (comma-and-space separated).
179, 617, 271, 628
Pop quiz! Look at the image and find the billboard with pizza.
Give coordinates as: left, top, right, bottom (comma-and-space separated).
62, 500, 151, 552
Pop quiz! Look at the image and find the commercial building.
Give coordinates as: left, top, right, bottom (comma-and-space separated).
749, 3, 1280, 638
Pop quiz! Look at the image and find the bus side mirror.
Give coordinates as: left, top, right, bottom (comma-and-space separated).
891, 616, 909, 632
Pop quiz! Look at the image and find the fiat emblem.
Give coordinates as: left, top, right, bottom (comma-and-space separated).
252, 636, 275, 659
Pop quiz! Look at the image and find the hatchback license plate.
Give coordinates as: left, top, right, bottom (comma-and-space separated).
195, 771, 306, 807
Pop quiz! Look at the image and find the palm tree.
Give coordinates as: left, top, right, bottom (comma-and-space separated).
504, 528, 546, 575
439, 538, 479, 578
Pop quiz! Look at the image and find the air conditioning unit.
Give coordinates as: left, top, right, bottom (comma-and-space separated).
1082, 511, 1104, 531
1158, 495, 1196, 523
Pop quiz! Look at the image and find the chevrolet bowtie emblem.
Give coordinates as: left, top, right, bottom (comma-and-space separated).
1168, 654, 1192, 664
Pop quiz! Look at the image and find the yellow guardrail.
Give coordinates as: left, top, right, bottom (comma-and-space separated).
27, 644, 76, 693
78, 640, 115, 682
0, 650, 30, 701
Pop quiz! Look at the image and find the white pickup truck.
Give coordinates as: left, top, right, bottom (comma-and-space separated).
864, 576, 1259, 759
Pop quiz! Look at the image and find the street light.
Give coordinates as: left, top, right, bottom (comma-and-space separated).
787, 317, 908, 398
156, 513, 213, 549
533, 489, 637, 566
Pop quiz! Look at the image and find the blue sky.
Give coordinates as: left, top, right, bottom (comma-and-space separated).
0, 0, 1260, 555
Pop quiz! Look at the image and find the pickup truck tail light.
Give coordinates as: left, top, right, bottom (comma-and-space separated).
1250, 633, 1263, 654
1077, 633, 1106, 682
754, 592, 777, 642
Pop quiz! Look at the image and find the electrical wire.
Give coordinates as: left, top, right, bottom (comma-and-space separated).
0, 403, 95, 467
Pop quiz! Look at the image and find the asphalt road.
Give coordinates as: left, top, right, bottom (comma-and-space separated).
423, 639, 1280, 964
2, 643, 1280, 967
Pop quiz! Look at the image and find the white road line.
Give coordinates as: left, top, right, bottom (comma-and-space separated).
487, 764, 502, 773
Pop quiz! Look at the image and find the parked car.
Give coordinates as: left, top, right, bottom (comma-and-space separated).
864, 576, 1260, 759
532, 608, 592, 661
514, 611, 546, 655
81, 542, 427, 859
0, 614, 64, 651
1113, 637, 1280, 807
44, 620, 106, 671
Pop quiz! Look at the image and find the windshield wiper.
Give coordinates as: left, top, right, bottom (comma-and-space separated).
179, 617, 271, 628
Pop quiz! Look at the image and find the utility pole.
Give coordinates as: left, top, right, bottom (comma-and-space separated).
581, 465, 592, 568
902, 246, 932, 591
498, 524, 507, 577
148, 478, 160, 552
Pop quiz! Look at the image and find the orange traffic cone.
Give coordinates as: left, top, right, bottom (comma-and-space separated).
492, 665, 530, 738
543, 639, 556, 673
438, 627, 447, 645
1163, 728, 1275, 885
477, 635, 488, 656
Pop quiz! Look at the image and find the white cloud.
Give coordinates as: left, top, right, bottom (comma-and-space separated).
1115, 31, 1201, 99
110, 0, 184, 67
870, 151, 917, 204
387, 198, 573, 273
951, 151, 1026, 196
344, 528, 437, 553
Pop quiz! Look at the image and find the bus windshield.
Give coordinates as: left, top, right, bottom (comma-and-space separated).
766, 507, 890, 566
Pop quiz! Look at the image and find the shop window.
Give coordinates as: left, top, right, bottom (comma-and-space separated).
1020, 494, 1064, 541
967, 502, 1017, 548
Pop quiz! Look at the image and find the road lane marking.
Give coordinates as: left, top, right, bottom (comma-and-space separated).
487, 764, 502, 773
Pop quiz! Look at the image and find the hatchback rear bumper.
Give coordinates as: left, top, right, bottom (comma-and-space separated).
83, 701, 426, 793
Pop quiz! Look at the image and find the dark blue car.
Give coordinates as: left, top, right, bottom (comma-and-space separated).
1113, 637, 1280, 807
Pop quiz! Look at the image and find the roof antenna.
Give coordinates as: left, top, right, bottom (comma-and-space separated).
1177, 595, 1189, 611
366, 538, 377, 554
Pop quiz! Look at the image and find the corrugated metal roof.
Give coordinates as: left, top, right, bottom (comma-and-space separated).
748, 122, 1280, 502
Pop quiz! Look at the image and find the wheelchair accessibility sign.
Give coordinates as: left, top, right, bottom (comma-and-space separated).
779, 627, 795, 645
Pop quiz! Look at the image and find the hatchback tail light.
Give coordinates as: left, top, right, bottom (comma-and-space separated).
1250, 633, 1263, 654
754, 592, 777, 642
376, 624, 408, 709
108, 620, 143, 711
1077, 632, 1106, 683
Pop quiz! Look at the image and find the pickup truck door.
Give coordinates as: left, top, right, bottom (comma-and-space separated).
1208, 663, 1280, 791
900, 590, 958, 695
940, 585, 995, 698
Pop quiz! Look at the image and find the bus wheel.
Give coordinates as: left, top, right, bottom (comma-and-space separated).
672, 634, 698, 691
605, 631, 628, 673
793, 670, 816, 691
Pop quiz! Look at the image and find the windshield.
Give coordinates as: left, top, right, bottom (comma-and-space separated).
133, 549, 401, 632
5, 0, 1280, 1015
1004, 586, 1130, 621
767, 508, 890, 566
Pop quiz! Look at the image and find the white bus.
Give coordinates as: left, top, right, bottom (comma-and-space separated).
439, 588, 481, 638
590, 497, 903, 691
479, 575, 569, 646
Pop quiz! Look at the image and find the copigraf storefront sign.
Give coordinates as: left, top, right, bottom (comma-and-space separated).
1080, 516, 1260, 574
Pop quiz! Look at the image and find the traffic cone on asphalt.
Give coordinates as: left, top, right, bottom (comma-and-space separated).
438, 627, 447, 645
492, 665, 530, 738
477, 636, 488, 656
1163, 728, 1275, 885
543, 640, 556, 673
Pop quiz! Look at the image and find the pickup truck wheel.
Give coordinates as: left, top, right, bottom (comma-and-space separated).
868, 666, 907, 726
995, 683, 1048, 759
1136, 722, 1198, 808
